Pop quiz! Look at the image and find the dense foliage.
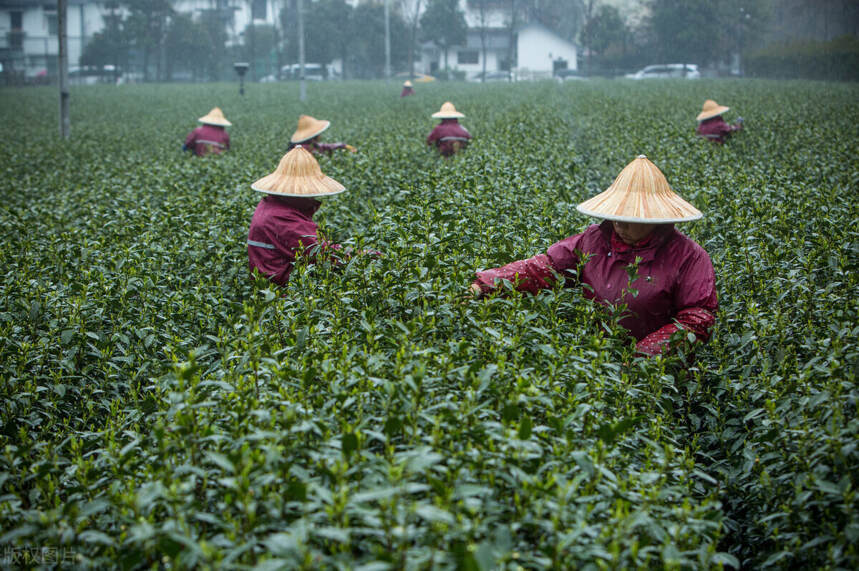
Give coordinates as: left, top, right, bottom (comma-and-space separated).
0, 80, 856, 568
745, 35, 859, 82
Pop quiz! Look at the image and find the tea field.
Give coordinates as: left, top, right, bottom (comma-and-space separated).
0, 79, 857, 569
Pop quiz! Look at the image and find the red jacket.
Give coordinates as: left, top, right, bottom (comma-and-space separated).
474, 221, 718, 355
183, 124, 230, 156
247, 196, 338, 286
401, 86, 415, 97
427, 119, 471, 157
696, 116, 742, 144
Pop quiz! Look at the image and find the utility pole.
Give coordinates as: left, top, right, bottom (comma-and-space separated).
384, 0, 391, 81
297, 0, 306, 101
58, 0, 69, 138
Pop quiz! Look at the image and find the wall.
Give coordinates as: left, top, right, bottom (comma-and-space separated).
0, 2, 107, 77
516, 23, 577, 73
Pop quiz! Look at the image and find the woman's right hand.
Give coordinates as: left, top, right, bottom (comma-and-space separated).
468, 282, 484, 299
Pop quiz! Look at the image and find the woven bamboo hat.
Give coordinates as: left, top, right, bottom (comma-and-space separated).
290, 115, 331, 144
404, 80, 413, 87
432, 102, 465, 119
576, 155, 702, 223
251, 146, 346, 197
198, 107, 232, 127
697, 99, 730, 121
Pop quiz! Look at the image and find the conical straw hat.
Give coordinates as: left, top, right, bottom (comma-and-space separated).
697, 99, 730, 121
432, 101, 464, 119
576, 155, 702, 223
404, 80, 413, 87
198, 107, 232, 126
290, 115, 331, 143
251, 146, 346, 197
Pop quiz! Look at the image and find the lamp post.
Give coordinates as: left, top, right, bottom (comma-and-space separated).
234, 62, 249, 95
58, 0, 69, 138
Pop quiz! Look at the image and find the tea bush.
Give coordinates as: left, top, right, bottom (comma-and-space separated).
0, 79, 856, 569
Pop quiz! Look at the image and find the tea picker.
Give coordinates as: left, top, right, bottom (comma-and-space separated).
427, 102, 471, 158
247, 146, 376, 286
401, 80, 415, 97
287, 115, 356, 155
183, 107, 231, 157
696, 99, 744, 144
470, 155, 718, 356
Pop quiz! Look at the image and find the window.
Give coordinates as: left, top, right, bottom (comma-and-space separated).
10, 11, 24, 49
457, 50, 479, 65
46, 12, 58, 36
252, 0, 266, 20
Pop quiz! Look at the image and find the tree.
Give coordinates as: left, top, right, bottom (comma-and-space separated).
124, 0, 174, 81
583, 4, 624, 57
243, 23, 278, 79
347, 2, 409, 78
648, 0, 720, 68
80, 1, 127, 80
527, 0, 584, 43
475, 0, 489, 81
165, 12, 212, 80
304, 0, 353, 77
198, 7, 229, 80
399, 0, 424, 78
420, 0, 467, 73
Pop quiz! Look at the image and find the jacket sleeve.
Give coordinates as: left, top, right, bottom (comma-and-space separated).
636, 247, 718, 355
473, 254, 556, 295
426, 127, 440, 146
316, 142, 346, 154
183, 129, 196, 151
472, 229, 592, 294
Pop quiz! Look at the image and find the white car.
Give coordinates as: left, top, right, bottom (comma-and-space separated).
626, 64, 700, 79
280, 63, 326, 81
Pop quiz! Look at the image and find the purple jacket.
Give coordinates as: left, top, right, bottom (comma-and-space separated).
697, 116, 742, 144
184, 124, 230, 156
247, 196, 331, 286
474, 221, 718, 354
427, 119, 471, 157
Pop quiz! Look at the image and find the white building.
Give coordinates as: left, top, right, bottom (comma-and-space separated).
0, 0, 106, 80
0, 0, 282, 81
419, 0, 578, 80
515, 21, 578, 78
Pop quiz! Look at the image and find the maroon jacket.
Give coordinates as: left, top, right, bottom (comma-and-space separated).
247, 195, 339, 286
184, 124, 230, 157
427, 119, 471, 157
401, 86, 415, 97
287, 139, 347, 155
474, 221, 718, 355
696, 116, 742, 144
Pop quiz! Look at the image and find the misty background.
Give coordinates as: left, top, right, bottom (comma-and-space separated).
1, 0, 857, 85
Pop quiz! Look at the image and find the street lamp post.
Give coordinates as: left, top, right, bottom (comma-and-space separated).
234, 62, 249, 95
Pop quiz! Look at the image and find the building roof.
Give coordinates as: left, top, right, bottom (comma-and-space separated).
516, 21, 578, 49
465, 29, 510, 50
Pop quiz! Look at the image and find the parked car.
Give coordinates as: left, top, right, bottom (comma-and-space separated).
69, 65, 120, 85
554, 68, 586, 82
280, 63, 327, 81
467, 70, 512, 82
625, 64, 700, 79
